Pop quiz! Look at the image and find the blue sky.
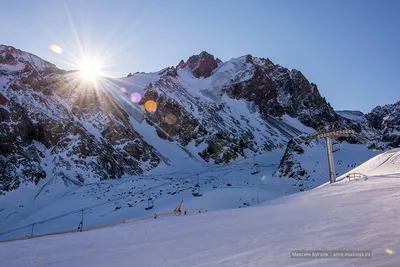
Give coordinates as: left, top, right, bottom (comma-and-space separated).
1, 0, 399, 112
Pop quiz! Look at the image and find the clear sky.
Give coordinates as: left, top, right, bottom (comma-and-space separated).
1, 0, 399, 112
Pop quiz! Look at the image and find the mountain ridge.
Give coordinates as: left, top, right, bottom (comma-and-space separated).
0, 45, 397, 195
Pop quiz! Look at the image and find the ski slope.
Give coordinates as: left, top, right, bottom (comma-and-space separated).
1, 149, 400, 267
0, 150, 285, 240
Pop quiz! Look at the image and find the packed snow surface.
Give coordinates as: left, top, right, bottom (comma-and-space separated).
1, 149, 400, 267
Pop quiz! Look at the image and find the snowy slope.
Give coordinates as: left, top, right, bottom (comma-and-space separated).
0, 150, 286, 240
1, 149, 400, 267
336, 110, 368, 124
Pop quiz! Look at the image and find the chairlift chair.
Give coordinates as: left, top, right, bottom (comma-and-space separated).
145, 190, 154, 210
192, 184, 202, 197
145, 197, 154, 210
332, 142, 340, 153
251, 163, 261, 175
192, 175, 202, 197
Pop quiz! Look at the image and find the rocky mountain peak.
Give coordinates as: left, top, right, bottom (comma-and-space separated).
176, 51, 219, 78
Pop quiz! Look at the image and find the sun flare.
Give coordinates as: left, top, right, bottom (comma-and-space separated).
78, 59, 101, 80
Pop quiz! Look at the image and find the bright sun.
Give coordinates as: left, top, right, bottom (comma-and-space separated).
78, 59, 101, 81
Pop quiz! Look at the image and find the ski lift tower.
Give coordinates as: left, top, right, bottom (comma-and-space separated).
306, 129, 355, 184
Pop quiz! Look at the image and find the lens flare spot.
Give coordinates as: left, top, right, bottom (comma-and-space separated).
120, 87, 127, 93
130, 92, 142, 103
145, 100, 157, 113
49, 44, 62, 54
164, 113, 177, 124
261, 175, 269, 184
385, 249, 395, 255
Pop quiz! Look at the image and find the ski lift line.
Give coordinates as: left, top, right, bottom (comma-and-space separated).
0, 165, 228, 237
108, 160, 250, 195
0, 179, 175, 237
1, 163, 256, 238
0, 158, 257, 237
127, 163, 246, 181
119, 149, 271, 182
0, 208, 209, 243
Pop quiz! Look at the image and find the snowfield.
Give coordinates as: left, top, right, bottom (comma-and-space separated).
1, 149, 399, 267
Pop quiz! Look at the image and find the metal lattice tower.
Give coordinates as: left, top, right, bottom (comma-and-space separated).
306, 129, 355, 183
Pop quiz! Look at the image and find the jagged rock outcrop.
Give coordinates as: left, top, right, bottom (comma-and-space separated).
366, 101, 400, 148
273, 137, 313, 192
177, 51, 219, 78
222, 56, 337, 130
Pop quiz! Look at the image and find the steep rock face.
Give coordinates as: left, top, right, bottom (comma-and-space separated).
221, 56, 373, 145
222, 56, 338, 130
366, 101, 400, 148
137, 76, 268, 164
138, 82, 207, 146
0, 45, 160, 194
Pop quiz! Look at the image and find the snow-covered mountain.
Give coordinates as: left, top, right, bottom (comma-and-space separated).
337, 103, 400, 149
1, 45, 397, 194
0, 45, 337, 194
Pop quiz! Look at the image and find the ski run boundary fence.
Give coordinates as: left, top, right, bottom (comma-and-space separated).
0, 208, 208, 243
345, 173, 367, 181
